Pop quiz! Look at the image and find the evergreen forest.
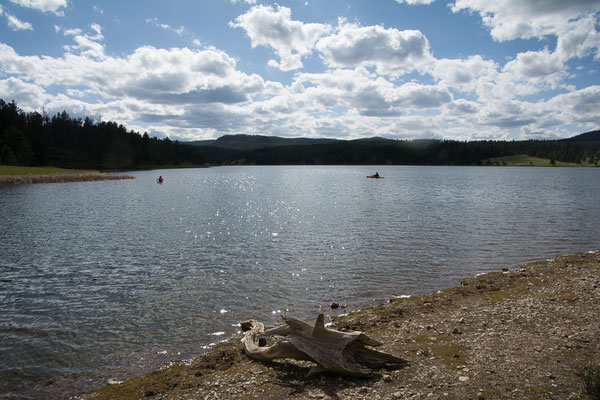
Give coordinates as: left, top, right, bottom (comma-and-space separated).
1, 99, 599, 169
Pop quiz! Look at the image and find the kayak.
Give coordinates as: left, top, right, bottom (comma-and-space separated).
366, 175, 383, 179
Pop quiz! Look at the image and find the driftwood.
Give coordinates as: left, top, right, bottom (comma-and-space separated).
240, 314, 407, 376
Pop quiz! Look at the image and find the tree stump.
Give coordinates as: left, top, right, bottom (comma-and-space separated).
240, 314, 407, 376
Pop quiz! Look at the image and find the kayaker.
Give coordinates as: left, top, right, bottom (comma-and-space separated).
374, 172, 380, 178
157, 176, 163, 184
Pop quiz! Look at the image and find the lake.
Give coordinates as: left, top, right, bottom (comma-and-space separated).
1, 165, 599, 398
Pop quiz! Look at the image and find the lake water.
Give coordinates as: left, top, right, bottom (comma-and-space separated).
1, 165, 599, 398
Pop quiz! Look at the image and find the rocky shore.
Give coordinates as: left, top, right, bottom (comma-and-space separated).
88, 251, 600, 400
0, 172, 134, 185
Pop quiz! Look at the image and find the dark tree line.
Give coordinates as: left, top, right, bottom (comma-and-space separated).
1, 99, 598, 168
0, 99, 205, 169
200, 136, 600, 166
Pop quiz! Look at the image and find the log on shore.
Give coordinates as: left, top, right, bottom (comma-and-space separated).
241, 313, 407, 376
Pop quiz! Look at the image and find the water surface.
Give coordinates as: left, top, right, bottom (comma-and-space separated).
1, 166, 598, 398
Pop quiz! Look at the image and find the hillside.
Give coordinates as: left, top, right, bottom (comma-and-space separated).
188, 134, 339, 151
192, 137, 600, 167
564, 129, 600, 142
2, 99, 599, 169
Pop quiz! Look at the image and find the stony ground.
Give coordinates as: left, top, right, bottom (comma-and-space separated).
88, 251, 600, 400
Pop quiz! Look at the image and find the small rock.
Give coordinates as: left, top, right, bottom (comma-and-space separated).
458, 376, 469, 382
452, 328, 462, 335
331, 303, 339, 309
107, 378, 122, 385
382, 374, 392, 382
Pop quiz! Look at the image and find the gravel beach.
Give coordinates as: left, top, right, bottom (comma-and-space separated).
86, 251, 600, 400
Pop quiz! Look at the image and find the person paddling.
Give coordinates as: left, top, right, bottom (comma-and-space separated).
157, 176, 163, 184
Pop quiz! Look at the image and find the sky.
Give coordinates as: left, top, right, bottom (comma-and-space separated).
0, 0, 599, 141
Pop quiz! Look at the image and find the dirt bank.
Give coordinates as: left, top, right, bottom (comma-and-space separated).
0, 172, 134, 185
88, 251, 600, 400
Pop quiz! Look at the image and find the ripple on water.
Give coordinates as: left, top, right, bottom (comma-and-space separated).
1, 166, 600, 398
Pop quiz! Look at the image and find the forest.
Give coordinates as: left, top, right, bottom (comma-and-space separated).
1, 99, 599, 169
0, 99, 205, 170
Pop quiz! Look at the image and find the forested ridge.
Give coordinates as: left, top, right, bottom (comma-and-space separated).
1, 99, 599, 169
0, 99, 205, 170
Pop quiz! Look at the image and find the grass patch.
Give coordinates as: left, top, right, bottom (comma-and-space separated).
484, 154, 582, 167
578, 364, 600, 399
411, 335, 435, 344
430, 341, 467, 369
0, 165, 98, 175
527, 385, 554, 399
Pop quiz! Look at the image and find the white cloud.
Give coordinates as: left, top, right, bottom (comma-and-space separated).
547, 85, 600, 124
316, 19, 433, 76
61, 23, 105, 59
146, 18, 186, 36
444, 98, 480, 115
9, 0, 66, 14
0, 39, 270, 136
451, 0, 600, 42
556, 14, 600, 61
0, 77, 48, 109
230, 5, 330, 71
503, 49, 565, 88
395, 0, 436, 4
433, 55, 498, 92
292, 67, 450, 119
6, 12, 33, 31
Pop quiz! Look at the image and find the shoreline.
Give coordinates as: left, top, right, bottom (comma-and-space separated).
86, 250, 600, 399
0, 172, 135, 185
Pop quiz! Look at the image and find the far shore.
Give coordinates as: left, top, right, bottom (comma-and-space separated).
87, 250, 600, 400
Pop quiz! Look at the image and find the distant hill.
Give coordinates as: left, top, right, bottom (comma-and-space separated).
564, 130, 600, 142
188, 134, 339, 151
2, 98, 598, 169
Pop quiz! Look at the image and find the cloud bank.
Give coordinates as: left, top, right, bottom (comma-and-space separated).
0, 1, 599, 140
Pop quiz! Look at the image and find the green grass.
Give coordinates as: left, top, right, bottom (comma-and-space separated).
0, 165, 98, 176
484, 154, 584, 167
578, 364, 600, 399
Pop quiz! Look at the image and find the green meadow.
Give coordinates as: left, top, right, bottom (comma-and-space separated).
486, 154, 588, 167
0, 165, 98, 176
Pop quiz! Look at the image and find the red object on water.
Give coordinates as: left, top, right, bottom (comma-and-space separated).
366, 175, 383, 179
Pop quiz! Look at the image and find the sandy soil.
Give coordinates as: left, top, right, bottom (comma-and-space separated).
87, 251, 600, 400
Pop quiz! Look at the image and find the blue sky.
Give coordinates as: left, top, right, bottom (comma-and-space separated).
0, 0, 599, 141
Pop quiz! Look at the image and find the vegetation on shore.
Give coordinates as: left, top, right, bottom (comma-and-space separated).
2, 99, 599, 170
0, 99, 206, 170
87, 251, 600, 400
485, 154, 584, 167
0, 165, 98, 175
0, 165, 134, 185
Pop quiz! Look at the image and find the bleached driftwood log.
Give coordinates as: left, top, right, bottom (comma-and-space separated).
240, 314, 407, 376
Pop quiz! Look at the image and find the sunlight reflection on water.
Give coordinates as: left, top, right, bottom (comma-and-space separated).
0, 165, 599, 398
